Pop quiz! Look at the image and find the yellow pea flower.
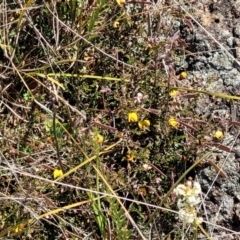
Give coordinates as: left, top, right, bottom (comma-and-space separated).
117, 0, 126, 5
214, 131, 223, 139
169, 90, 179, 97
180, 71, 187, 79
127, 153, 135, 161
128, 112, 138, 123
138, 121, 143, 129
138, 187, 147, 196
143, 119, 150, 127
53, 169, 63, 179
138, 119, 150, 129
168, 117, 180, 127
15, 224, 24, 233
96, 134, 104, 144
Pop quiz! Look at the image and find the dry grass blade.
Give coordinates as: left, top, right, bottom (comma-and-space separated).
208, 160, 227, 179
230, 121, 240, 127
1, 0, 240, 238
206, 142, 236, 153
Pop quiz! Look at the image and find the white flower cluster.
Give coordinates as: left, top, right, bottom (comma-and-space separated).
174, 181, 203, 225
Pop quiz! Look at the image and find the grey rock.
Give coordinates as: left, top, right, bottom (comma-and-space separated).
227, 37, 234, 47
233, 23, 240, 38
234, 145, 240, 158
221, 30, 231, 38
209, 52, 233, 70
221, 196, 234, 220
235, 203, 240, 222
222, 69, 240, 94
181, 0, 240, 233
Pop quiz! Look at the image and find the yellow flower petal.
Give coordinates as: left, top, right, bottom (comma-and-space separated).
113, 21, 120, 28
138, 120, 150, 129
15, 224, 24, 233
169, 90, 179, 97
143, 119, 150, 127
53, 169, 63, 179
168, 117, 180, 127
96, 134, 104, 144
138, 187, 147, 196
116, 0, 126, 5
127, 153, 135, 161
214, 131, 223, 139
128, 112, 138, 123
138, 121, 143, 129
180, 71, 187, 79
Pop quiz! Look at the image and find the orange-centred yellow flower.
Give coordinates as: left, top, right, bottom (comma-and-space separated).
214, 131, 223, 139
138, 119, 150, 129
168, 117, 180, 127
53, 169, 63, 179
116, 0, 126, 5
128, 112, 138, 123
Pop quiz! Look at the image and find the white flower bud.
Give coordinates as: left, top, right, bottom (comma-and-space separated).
178, 209, 196, 224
